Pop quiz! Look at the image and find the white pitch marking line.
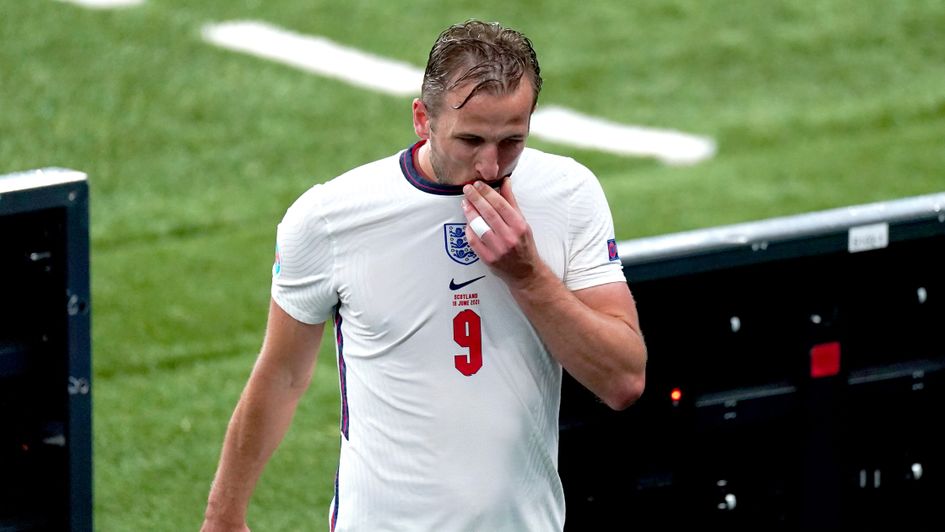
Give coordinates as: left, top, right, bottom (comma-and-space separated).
202, 21, 422, 97
531, 106, 716, 165
57, 0, 145, 8
201, 20, 716, 164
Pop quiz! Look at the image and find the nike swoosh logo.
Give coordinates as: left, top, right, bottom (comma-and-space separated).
450, 276, 485, 290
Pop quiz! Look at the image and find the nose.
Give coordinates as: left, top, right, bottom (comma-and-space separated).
475, 144, 500, 181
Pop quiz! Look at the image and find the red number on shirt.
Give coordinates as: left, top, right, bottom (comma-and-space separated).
453, 309, 482, 376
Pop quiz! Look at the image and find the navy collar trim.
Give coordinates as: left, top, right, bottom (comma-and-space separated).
399, 141, 505, 196
400, 140, 466, 196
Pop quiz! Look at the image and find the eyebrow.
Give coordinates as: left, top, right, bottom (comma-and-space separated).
454, 132, 526, 141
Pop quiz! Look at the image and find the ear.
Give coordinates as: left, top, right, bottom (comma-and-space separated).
412, 98, 431, 139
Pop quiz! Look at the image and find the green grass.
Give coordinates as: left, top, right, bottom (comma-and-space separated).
2, 0, 944, 529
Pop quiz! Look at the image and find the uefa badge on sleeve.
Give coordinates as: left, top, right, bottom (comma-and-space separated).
273, 244, 282, 276
444, 223, 479, 265
608, 239, 620, 262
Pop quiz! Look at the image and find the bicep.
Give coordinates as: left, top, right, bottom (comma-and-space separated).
254, 299, 326, 390
573, 281, 641, 332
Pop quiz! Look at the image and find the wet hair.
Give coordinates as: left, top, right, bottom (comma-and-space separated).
420, 20, 542, 116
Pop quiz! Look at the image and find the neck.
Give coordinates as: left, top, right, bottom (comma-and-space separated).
415, 141, 438, 183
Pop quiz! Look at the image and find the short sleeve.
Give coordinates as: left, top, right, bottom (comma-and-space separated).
271, 185, 338, 324
563, 163, 625, 291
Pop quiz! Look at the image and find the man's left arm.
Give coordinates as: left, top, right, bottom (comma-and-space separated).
463, 180, 646, 410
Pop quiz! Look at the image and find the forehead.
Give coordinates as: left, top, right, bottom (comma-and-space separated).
439, 81, 534, 133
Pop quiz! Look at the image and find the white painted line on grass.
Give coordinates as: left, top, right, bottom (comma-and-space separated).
57, 0, 144, 8
201, 20, 716, 164
531, 106, 716, 165
202, 21, 422, 97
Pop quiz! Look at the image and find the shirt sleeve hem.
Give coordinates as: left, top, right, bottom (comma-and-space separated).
271, 290, 332, 325
564, 270, 627, 292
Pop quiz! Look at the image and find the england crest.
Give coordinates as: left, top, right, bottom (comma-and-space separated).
444, 223, 479, 265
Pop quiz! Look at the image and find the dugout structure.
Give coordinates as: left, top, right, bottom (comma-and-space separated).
0, 169, 92, 531
560, 191, 945, 530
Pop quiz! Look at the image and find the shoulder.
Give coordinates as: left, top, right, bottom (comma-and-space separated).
517, 147, 597, 185
321, 150, 403, 197
514, 148, 615, 232
282, 150, 403, 221
515, 147, 600, 198
518, 147, 589, 172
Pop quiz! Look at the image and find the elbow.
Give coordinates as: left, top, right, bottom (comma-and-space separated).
603, 372, 645, 411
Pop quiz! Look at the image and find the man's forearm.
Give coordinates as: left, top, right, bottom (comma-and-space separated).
204, 367, 310, 527
509, 265, 646, 410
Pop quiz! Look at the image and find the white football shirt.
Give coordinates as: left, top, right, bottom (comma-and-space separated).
272, 141, 625, 531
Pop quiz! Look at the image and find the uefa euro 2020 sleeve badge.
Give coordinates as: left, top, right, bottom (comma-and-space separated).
273, 244, 282, 276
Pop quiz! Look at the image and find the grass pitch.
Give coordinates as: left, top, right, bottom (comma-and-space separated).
2, 0, 944, 529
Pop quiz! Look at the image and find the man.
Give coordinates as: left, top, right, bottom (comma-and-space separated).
203, 20, 646, 531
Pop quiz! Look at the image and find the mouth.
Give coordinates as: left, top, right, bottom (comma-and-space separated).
470, 175, 509, 188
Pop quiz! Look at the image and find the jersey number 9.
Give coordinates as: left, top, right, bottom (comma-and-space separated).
453, 309, 482, 376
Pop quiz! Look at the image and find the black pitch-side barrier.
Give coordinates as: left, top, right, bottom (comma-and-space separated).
560, 191, 945, 531
0, 168, 92, 532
